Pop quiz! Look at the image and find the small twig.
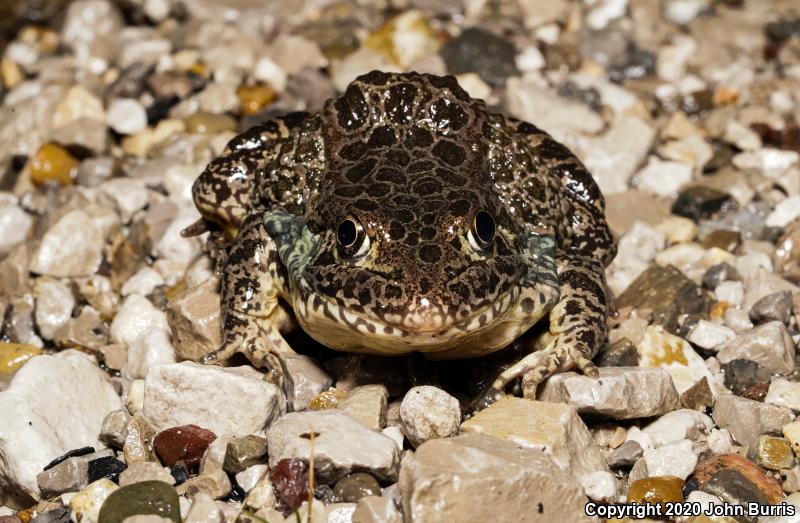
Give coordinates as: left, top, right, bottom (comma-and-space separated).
307, 430, 315, 523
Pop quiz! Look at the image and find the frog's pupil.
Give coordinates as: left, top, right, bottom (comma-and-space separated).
474, 211, 495, 244
337, 219, 357, 247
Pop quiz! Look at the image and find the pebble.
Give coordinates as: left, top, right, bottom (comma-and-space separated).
153, 425, 216, 470
635, 159, 693, 196
124, 328, 176, 381
267, 410, 400, 483
539, 367, 679, 419
686, 320, 735, 350
723, 359, 770, 401
87, 457, 127, 484
243, 470, 275, 510
672, 185, 736, 222
282, 354, 333, 412
222, 436, 267, 474
680, 376, 714, 411
398, 386, 460, 447
52, 86, 106, 130
607, 440, 644, 468
582, 116, 656, 194
715, 281, 744, 306
106, 99, 147, 135
333, 384, 388, 432
268, 458, 308, 513
643, 409, 714, 447
637, 325, 713, 394
716, 321, 795, 375
712, 394, 794, 447
643, 439, 697, 480
0, 343, 42, 376
37, 454, 92, 498
123, 415, 156, 465
751, 436, 795, 471
236, 84, 276, 116
29, 143, 78, 187
332, 473, 381, 503
766, 378, 800, 412
749, 291, 794, 325
118, 462, 174, 487
164, 278, 221, 362
399, 433, 591, 522
70, 478, 119, 523
109, 294, 169, 347
310, 390, 348, 411
440, 28, 518, 87
615, 264, 712, 333
97, 481, 180, 523
350, 496, 398, 523
656, 215, 698, 244
184, 111, 237, 135
0, 203, 33, 253
30, 209, 105, 277
121, 268, 165, 298
143, 362, 282, 437
579, 471, 617, 501
460, 397, 608, 476
61, 0, 122, 59
0, 353, 123, 500
692, 454, 784, 504
627, 476, 684, 503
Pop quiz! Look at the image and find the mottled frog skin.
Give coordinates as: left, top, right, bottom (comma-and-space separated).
186, 71, 616, 398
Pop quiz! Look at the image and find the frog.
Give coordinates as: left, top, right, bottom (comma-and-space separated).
183, 71, 616, 399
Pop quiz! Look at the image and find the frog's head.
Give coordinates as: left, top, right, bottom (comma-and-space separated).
267, 71, 560, 357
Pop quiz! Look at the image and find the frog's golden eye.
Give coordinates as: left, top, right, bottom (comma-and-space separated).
468, 210, 495, 251
337, 216, 369, 257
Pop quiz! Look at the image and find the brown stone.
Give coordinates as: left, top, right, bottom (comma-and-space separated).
153, 425, 216, 470
690, 454, 783, 504
627, 476, 684, 503
165, 277, 221, 362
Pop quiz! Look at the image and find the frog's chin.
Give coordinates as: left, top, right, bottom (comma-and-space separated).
290, 285, 557, 359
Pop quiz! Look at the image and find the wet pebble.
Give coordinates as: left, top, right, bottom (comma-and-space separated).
399, 386, 461, 447
29, 143, 77, 187
153, 425, 216, 470
222, 435, 267, 474
722, 359, 770, 401
97, 481, 180, 523
332, 473, 381, 503
627, 476, 684, 503
87, 456, 127, 484
269, 458, 309, 515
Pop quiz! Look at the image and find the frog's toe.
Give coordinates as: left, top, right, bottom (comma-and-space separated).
199, 335, 241, 365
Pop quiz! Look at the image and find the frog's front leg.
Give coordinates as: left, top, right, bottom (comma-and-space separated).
493, 252, 609, 398
200, 212, 295, 385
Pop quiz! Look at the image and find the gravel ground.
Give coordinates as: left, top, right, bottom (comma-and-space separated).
1, 0, 800, 522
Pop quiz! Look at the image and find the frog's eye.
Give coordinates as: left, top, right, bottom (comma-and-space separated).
468, 211, 495, 251
337, 216, 370, 257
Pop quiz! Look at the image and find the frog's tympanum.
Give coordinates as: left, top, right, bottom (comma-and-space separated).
184, 71, 617, 398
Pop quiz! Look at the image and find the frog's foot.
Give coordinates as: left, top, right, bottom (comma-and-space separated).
200, 316, 293, 386
491, 335, 598, 399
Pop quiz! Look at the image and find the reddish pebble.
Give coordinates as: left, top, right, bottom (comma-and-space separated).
269, 458, 309, 515
153, 424, 216, 470
0, 517, 22, 523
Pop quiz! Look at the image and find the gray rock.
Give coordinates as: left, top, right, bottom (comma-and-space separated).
607, 441, 643, 468
399, 433, 593, 523
399, 386, 461, 448
711, 394, 794, 447
351, 496, 401, 523
439, 28, 518, 86
716, 321, 796, 375
749, 291, 793, 325
118, 462, 175, 487
283, 353, 333, 412
37, 456, 89, 498
0, 203, 33, 254
99, 410, 131, 449
539, 367, 679, 419
30, 210, 106, 278
337, 385, 388, 431
165, 277, 221, 363
267, 410, 400, 483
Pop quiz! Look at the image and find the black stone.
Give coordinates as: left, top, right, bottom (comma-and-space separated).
672, 185, 737, 222
30, 507, 71, 523
169, 463, 189, 486
596, 338, 639, 367
88, 456, 127, 484
723, 359, 770, 401
607, 440, 643, 469
43, 447, 95, 471
615, 265, 714, 333
440, 28, 518, 86
223, 474, 245, 502
702, 262, 741, 289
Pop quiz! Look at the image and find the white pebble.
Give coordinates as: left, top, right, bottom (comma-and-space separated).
399, 386, 461, 447
635, 159, 693, 196
110, 294, 169, 346
715, 281, 744, 306
579, 471, 617, 501
687, 320, 735, 351
35, 278, 76, 340
124, 328, 176, 380
766, 195, 800, 228
707, 428, 733, 454
253, 57, 287, 92
643, 439, 697, 480
0, 203, 32, 253
121, 267, 165, 297
107, 98, 148, 135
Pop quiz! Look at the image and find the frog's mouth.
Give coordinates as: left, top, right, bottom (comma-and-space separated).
290, 279, 559, 359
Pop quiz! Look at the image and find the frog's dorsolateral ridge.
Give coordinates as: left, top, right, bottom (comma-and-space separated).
184, 71, 617, 398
